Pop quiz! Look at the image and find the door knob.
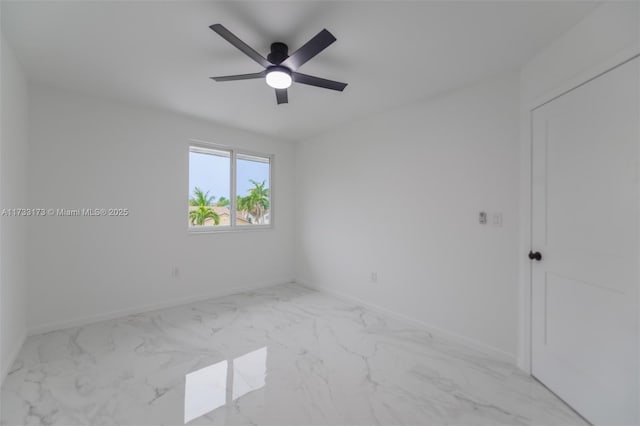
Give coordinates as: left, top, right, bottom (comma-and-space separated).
528, 251, 542, 261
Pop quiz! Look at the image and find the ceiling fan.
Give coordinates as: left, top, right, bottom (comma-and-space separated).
209, 24, 348, 105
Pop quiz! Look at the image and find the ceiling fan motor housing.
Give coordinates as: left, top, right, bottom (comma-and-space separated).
267, 42, 289, 65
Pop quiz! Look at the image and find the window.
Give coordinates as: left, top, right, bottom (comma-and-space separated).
188, 143, 272, 231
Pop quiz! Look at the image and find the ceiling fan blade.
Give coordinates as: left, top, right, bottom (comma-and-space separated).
210, 24, 271, 68
275, 88, 288, 104
280, 29, 336, 70
292, 72, 347, 91
210, 71, 266, 82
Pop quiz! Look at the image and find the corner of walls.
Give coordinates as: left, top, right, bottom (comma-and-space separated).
516, 76, 532, 373
0, 33, 29, 383
0, 329, 26, 382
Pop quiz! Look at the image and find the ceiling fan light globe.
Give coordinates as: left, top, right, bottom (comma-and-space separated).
266, 69, 292, 89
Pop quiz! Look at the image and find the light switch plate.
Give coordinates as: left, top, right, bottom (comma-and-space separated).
492, 213, 503, 227
479, 212, 487, 225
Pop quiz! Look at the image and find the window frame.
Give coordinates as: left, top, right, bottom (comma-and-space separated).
188, 140, 274, 234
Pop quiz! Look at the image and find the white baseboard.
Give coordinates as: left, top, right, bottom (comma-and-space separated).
517, 356, 529, 372
296, 280, 517, 365
28, 280, 294, 336
1, 330, 27, 385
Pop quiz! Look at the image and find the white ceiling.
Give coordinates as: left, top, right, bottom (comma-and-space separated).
1, 1, 597, 141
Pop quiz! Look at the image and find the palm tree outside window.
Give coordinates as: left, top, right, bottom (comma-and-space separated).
188, 144, 272, 230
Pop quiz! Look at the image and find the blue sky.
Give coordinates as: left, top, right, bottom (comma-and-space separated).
189, 152, 269, 203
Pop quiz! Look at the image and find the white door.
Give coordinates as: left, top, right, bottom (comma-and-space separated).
531, 56, 639, 426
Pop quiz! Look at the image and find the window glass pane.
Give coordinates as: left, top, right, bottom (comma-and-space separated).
236, 154, 270, 226
188, 148, 231, 227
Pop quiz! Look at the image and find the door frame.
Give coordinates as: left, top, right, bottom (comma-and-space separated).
518, 46, 640, 374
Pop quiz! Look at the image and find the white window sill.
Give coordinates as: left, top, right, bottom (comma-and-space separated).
188, 225, 273, 234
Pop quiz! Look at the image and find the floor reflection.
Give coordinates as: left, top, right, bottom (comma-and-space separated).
232, 347, 267, 401
184, 347, 267, 424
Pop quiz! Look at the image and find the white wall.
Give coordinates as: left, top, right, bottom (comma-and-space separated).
521, 1, 640, 104
517, 1, 640, 371
296, 73, 520, 361
0, 34, 28, 382
27, 85, 295, 333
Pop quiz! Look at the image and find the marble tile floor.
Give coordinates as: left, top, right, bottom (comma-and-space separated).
1, 283, 587, 426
